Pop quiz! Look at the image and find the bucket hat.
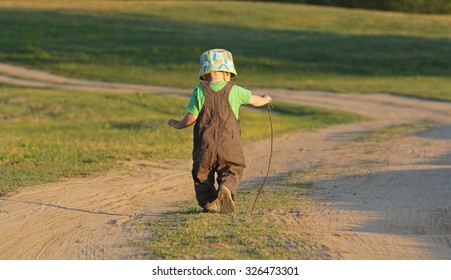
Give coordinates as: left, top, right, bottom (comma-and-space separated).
199, 49, 237, 80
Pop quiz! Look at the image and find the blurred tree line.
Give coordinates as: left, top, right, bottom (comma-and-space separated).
257, 0, 451, 14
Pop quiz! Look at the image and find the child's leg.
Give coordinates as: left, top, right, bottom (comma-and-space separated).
216, 163, 245, 195
216, 162, 244, 214
217, 144, 246, 195
192, 163, 218, 208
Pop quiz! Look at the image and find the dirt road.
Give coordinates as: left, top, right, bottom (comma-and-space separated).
0, 63, 450, 259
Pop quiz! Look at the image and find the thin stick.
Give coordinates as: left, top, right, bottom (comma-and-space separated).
251, 103, 274, 212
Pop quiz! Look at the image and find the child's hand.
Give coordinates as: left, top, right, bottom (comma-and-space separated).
263, 95, 272, 104
167, 113, 197, 129
249, 94, 273, 107
167, 119, 180, 129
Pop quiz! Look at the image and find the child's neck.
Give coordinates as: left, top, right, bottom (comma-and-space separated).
207, 72, 230, 83
208, 78, 226, 83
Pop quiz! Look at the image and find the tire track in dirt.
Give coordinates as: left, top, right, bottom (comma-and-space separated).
263, 124, 451, 259
0, 62, 450, 259
0, 62, 186, 94
0, 159, 193, 259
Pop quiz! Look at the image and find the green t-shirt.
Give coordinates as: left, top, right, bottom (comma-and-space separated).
186, 82, 252, 120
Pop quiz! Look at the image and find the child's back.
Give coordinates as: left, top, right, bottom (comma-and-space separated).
168, 49, 272, 213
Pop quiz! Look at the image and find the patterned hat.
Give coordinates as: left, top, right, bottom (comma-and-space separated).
199, 49, 237, 80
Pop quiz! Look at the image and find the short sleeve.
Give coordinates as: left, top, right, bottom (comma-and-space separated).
228, 84, 252, 120
233, 85, 252, 105
186, 84, 203, 116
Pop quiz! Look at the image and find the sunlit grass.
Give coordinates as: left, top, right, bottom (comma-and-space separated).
353, 120, 436, 142
0, 1, 449, 100
138, 179, 320, 259
0, 86, 364, 196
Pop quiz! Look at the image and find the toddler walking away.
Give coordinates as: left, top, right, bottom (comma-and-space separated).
168, 49, 272, 214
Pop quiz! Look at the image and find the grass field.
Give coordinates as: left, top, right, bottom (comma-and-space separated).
0, 86, 363, 196
353, 119, 435, 142
0, 80, 363, 260
0, 0, 448, 260
0, 1, 450, 100
136, 175, 322, 259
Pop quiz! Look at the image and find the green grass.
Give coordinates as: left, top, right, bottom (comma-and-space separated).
353, 119, 435, 142
242, 101, 366, 142
0, 1, 450, 100
0, 86, 364, 196
136, 179, 322, 259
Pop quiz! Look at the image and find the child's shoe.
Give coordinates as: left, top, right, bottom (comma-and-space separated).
218, 185, 235, 214
202, 200, 218, 213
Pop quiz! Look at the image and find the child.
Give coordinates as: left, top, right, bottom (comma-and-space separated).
168, 49, 272, 214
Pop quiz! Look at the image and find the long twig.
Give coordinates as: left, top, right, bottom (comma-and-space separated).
251, 103, 274, 212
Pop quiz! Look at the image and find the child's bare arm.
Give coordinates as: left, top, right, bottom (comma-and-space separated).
168, 112, 198, 129
248, 94, 272, 107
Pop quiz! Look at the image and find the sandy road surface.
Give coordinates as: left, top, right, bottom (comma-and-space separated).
0, 63, 450, 259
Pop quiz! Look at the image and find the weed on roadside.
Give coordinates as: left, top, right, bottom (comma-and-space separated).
353, 120, 436, 142
138, 179, 325, 260
0, 87, 362, 196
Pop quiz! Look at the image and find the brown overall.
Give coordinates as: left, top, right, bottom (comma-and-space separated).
192, 82, 246, 208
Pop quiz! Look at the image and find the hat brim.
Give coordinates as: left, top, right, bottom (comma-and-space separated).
199, 70, 237, 80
